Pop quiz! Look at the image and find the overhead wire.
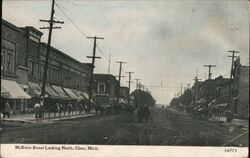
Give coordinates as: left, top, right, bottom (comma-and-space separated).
55, 2, 122, 77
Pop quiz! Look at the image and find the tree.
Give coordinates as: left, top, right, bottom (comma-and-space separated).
179, 89, 193, 106
170, 97, 180, 107
130, 89, 155, 107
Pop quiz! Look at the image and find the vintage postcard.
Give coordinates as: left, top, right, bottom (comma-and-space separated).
1, 0, 249, 157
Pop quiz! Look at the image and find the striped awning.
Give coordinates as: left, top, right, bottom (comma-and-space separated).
52, 85, 69, 99
1, 79, 31, 99
63, 87, 80, 99
81, 92, 89, 99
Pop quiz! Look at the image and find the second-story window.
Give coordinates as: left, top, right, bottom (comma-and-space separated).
1, 51, 4, 71
28, 60, 36, 76
98, 82, 106, 93
40, 63, 44, 79
7, 51, 13, 72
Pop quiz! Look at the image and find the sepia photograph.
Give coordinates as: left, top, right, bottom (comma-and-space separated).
1, 0, 249, 157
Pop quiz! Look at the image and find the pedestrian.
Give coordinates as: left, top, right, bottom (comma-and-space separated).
39, 99, 44, 118
144, 105, 150, 123
225, 110, 234, 122
68, 102, 73, 115
34, 101, 40, 118
85, 104, 89, 114
3, 101, 11, 118
56, 102, 60, 113
137, 105, 143, 123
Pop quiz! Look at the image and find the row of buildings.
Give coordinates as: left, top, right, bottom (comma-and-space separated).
1, 19, 130, 113
190, 58, 249, 119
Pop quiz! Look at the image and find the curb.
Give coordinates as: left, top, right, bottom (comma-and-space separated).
1, 114, 95, 123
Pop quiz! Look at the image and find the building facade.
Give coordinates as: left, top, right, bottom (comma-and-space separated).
92, 74, 119, 106
1, 19, 31, 113
1, 19, 91, 113
231, 59, 249, 119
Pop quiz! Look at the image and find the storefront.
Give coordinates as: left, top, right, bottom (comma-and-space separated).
1, 79, 31, 114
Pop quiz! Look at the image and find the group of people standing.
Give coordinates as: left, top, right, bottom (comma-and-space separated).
33, 100, 93, 119
136, 105, 152, 123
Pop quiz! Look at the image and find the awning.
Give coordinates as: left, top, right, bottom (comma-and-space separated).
196, 98, 207, 103
71, 89, 85, 100
118, 98, 127, 104
1, 86, 10, 98
42, 84, 59, 98
81, 92, 89, 99
1, 79, 31, 99
63, 88, 79, 99
19, 84, 29, 90
52, 85, 69, 99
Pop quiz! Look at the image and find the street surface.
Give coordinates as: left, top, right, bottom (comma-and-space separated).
1, 107, 248, 146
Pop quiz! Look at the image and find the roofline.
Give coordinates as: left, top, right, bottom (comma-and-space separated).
19, 26, 43, 35
40, 42, 91, 71
2, 19, 22, 32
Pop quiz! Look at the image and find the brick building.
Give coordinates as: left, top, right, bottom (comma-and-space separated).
1, 19, 91, 112
1, 19, 31, 113
92, 74, 119, 106
231, 59, 249, 119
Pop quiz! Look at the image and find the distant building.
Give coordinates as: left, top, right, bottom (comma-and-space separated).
232, 59, 249, 119
192, 80, 204, 104
214, 75, 230, 104
92, 74, 119, 106
119, 86, 129, 104
199, 79, 216, 106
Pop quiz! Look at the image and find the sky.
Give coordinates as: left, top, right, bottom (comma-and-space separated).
2, 0, 249, 104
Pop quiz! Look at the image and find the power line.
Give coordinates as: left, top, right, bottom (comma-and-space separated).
55, 2, 120, 76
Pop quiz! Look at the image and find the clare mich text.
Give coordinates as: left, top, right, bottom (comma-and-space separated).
14, 145, 99, 151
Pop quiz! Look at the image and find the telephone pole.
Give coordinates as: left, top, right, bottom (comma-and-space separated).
116, 61, 126, 100
134, 79, 140, 89
227, 50, 239, 109
193, 68, 201, 104
180, 83, 183, 95
126, 71, 134, 105
204, 64, 216, 79
87, 36, 104, 102
40, 0, 64, 100
108, 54, 111, 74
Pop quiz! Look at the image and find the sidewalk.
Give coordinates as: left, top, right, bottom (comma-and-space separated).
1, 111, 95, 123
209, 116, 249, 128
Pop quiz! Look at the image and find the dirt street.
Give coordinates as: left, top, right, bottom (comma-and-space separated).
1, 108, 248, 146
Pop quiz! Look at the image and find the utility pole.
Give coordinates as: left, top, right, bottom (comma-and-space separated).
193, 74, 201, 105
227, 50, 239, 109
40, 0, 64, 101
116, 61, 126, 100
138, 82, 142, 90
134, 79, 140, 89
204, 64, 216, 80
87, 36, 104, 103
126, 72, 134, 105
180, 83, 183, 95
108, 54, 111, 74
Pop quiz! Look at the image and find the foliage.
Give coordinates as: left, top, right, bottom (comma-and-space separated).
130, 89, 155, 106
179, 89, 193, 106
170, 97, 180, 107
